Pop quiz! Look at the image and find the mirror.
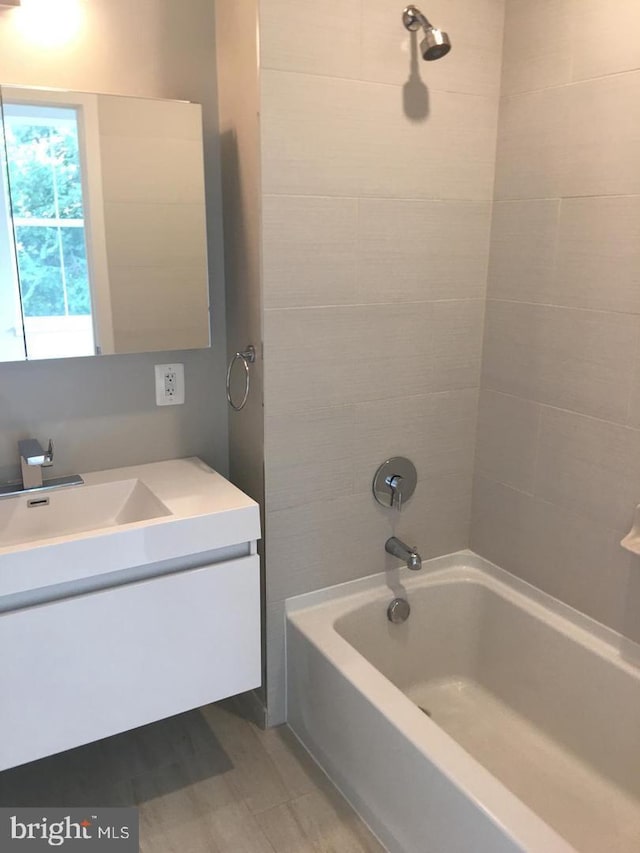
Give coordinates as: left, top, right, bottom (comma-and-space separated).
0, 85, 211, 362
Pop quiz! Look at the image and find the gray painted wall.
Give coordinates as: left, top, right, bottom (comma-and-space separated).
0, 0, 228, 481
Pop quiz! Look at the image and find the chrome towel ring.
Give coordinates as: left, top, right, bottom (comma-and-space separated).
226, 345, 256, 411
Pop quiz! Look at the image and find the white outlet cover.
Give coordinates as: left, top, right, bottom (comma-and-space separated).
155, 364, 185, 406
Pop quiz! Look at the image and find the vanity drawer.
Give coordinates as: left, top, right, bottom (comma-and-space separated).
0, 554, 261, 771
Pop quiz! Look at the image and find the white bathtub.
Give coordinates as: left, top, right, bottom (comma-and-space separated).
286, 551, 640, 853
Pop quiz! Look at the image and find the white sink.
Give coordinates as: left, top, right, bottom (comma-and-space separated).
0, 456, 262, 775
0, 458, 261, 601
0, 479, 172, 548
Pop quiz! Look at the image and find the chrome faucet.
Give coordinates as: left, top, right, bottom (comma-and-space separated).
0, 438, 83, 499
373, 458, 418, 512
387, 474, 405, 511
385, 536, 422, 571
19, 438, 54, 490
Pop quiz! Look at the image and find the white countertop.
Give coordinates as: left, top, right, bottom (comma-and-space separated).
0, 457, 260, 600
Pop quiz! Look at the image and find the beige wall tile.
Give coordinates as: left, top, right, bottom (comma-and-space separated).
472, 0, 640, 647
470, 475, 559, 587
482, 300, 638, 421
358, 83, 498, 200
487, 200, 559, 302
366, 299, 484, 398
475, 390, 541, 493
615, 556, 640, 649
264, 300, 484, 411
571, 0, 640, 82
261, 71, 365, 197
261, 71, 498, 200
258, 0, 504, 723
267, 474, 471, 604
264, 405, 355, 511
494, 87, 566, 200
265, 493, 386, 604
266, 390, 477, 512
561, 73, 640, 198
627, 343, 640, 429
264, 307, 365, 410
361, 0, 504, 97
501, 0, 572, 96
534, 407, 640, 532
358, 199, 492, 303
488, 195, 640, 313
391, 472, 474, 560
351, 389, 478, 494
263, 195, 358, 309
260, 0, 361, 79
471, 475, 632, 632
554, 196, 640, 313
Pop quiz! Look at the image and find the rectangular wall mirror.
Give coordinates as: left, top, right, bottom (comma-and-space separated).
0, 85, 211, 362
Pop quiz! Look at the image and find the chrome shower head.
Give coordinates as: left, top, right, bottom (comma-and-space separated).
402, 5, 451, 61
419, 27, 451, 61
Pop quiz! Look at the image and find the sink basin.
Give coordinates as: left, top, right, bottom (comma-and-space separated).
0, 458, 261, 602
0, 479, 172, 548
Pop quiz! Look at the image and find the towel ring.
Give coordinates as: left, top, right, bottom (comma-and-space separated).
226, 345, 256, 411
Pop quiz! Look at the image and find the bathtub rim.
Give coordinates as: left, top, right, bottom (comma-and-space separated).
285, 549, 640, 853
287, 550, 640, 677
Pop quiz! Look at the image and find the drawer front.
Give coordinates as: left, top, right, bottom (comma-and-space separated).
0, 555, 261, 770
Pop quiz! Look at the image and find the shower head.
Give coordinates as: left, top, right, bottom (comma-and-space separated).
419, 27, 451, 61
402, 5, 451, 61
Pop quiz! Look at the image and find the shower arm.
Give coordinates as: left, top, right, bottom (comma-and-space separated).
402, 5, 432, 33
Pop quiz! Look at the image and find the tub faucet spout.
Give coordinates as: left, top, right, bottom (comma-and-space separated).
385, 536, 422, 571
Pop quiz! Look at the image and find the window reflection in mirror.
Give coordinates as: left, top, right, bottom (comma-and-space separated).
0, 85, 211, 363
4, 102, 96, 359
0, 107, 26, 362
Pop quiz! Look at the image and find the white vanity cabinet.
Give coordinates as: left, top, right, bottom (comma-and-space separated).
0, 458, 261, 771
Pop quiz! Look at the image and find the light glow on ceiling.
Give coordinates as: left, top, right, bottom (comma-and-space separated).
15, 0, 84, 48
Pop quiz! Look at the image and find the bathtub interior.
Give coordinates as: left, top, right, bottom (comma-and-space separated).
333, 574, 640, 853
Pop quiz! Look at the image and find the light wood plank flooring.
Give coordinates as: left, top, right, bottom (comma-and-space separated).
0, 699, 385, 853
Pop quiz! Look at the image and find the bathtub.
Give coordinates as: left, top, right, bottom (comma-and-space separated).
286, 551, 640, 853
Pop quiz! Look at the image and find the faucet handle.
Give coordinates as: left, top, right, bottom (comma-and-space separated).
387, 474, 404, 510
43, 439, 54, 466
373, 457, 417, 511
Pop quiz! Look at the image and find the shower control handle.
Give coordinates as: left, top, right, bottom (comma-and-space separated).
373, 457, 417, 511
387, 474, 404, 510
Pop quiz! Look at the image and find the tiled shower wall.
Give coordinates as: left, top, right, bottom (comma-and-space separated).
260, 0, 505, 723
471, 0, 640, 635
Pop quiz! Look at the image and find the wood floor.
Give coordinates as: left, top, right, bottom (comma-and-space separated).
0, 699, 385, 852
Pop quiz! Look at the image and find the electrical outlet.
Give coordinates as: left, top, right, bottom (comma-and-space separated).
155, 364, 185, 406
